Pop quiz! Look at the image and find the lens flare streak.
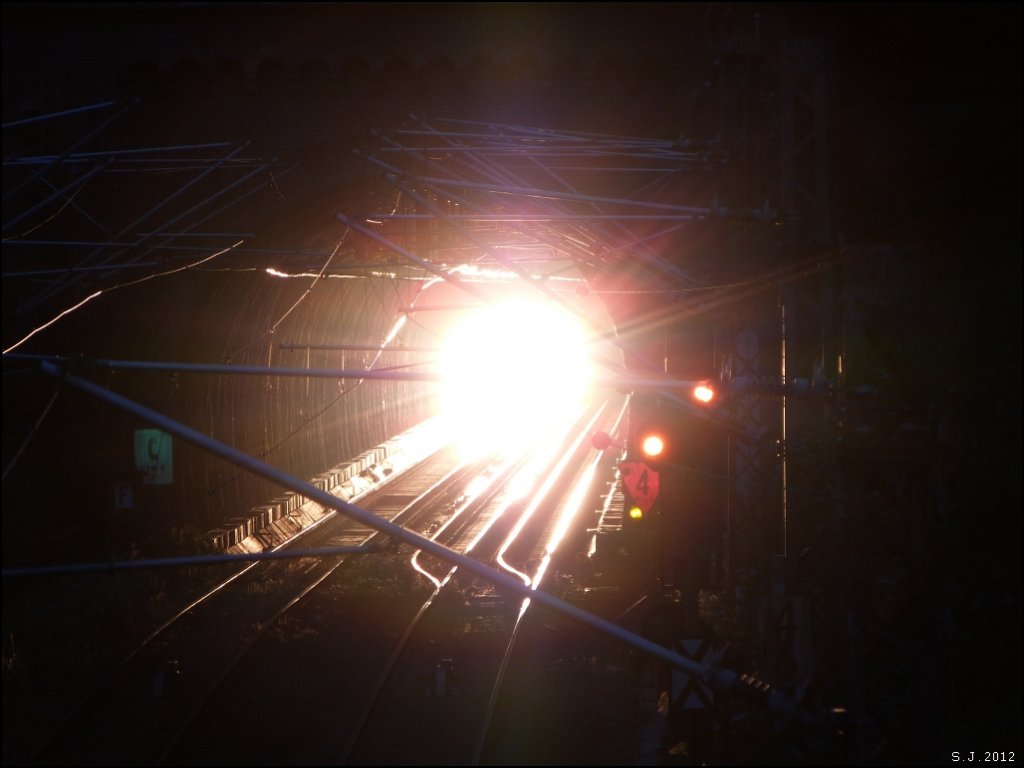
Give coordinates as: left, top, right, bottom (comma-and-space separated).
494, 404, 606, 587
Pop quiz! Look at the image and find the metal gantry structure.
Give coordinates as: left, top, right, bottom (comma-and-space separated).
2, 100, 286, 350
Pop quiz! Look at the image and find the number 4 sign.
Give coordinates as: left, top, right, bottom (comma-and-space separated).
619, 461, 660, 513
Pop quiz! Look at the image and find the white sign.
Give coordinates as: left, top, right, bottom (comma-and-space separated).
671, 638, 716, 710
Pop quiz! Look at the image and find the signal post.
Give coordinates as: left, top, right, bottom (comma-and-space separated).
620, 385, 728, 760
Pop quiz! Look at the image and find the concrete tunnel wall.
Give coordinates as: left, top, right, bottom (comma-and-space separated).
2, 268, 438, 562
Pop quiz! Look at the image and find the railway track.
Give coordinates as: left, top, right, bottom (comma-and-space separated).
30, 397, 634, 765
339, 402, 617, 766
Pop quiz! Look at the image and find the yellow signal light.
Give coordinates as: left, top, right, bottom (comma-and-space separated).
628, 505, 644, 520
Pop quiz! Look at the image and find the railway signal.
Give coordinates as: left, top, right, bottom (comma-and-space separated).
639, 430, 667, 462
630, 404, 674, 471
691, 382, 716, 404
629, 382, 720, 468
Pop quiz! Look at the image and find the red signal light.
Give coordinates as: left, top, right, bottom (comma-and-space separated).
640, 432, 666, 459
692, 383, 715, 404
